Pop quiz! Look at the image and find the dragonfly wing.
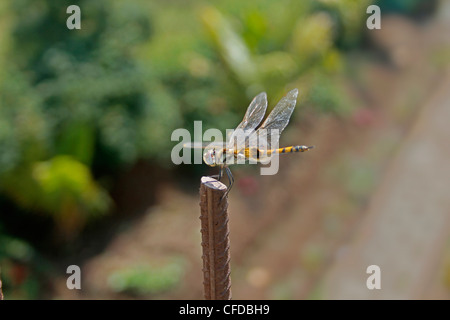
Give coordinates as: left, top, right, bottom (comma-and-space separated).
227, 92, 267, 150
235, 92, 268, 132
254, 88, 298, 150
183, 142, 226, 149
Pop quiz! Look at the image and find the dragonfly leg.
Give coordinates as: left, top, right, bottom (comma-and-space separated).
221, 166, 234, 199
210, 165, 224, 181
219, 166, 223, 181
225, 166, 234, 191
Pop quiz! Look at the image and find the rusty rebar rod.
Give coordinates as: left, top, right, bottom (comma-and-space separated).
199, 176, 232, 300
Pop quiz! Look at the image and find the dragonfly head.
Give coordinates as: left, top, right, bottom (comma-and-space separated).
203, 148, 223, 167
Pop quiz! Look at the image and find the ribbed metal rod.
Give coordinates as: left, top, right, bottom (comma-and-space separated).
199, 176, 231, 300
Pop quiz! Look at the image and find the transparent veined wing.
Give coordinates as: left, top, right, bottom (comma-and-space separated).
247, 88, 299, 155
227, 92, 267, 151
183, 142, 226, 149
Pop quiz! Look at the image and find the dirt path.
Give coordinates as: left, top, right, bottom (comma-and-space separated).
321, 68, 450, 299
319, 12, 450, 298
319, 14, 450, 300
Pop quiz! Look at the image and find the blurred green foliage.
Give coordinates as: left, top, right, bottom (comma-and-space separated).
107, 257, 185, 296
0, 228, 46, 299
375, 0, 436, 18
0, 0, 155, 233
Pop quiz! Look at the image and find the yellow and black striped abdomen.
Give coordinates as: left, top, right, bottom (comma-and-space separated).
234, 145, 314, 162
242, 147, 262, 159
268, 145, 313, 155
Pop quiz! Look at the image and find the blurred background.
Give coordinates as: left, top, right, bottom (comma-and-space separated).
0, 0, 449, 299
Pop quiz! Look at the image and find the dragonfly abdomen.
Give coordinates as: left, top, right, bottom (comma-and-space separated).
267, 145, 313, 155
238, 145, 314, 161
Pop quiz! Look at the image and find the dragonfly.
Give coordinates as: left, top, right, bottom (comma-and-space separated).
184, 88, 314, 197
